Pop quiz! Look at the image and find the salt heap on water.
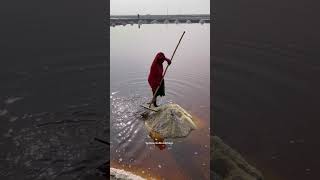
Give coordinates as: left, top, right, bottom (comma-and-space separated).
143, 103, 197, 138
110, 168, 145, 180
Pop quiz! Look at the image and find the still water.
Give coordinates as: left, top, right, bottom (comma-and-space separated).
110, 24, 210, 179
0, 2, 107, 179
213, 18, 320, 179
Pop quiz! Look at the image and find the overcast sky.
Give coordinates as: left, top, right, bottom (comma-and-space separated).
110, 0, 210, 15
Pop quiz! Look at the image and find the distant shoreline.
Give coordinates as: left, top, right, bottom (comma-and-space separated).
109, 14, 212, 26
111, 14, 211, 16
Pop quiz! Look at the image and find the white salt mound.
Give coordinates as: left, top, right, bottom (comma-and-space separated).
144, 103, 197, 138
110, 168, 146, 180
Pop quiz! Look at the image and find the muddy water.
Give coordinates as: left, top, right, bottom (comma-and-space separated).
110, 24, 210, 179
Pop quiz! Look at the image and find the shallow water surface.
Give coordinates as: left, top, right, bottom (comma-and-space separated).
0, 2, 107, 179
0, 104, 107, 179
110, 24, 210, 179
213, 10, 320, 178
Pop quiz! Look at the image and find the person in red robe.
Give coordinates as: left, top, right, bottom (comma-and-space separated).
148, 52, 171, 107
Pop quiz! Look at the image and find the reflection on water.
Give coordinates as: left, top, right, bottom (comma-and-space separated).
149, 130, 167, 151
111, 24, 210, 179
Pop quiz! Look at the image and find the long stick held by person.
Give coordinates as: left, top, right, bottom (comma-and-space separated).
148, 52, 171, 107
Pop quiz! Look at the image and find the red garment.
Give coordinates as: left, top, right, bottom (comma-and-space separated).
148, 52, 169, 93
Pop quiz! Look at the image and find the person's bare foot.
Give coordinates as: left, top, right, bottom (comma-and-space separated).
153, 101, 158, 107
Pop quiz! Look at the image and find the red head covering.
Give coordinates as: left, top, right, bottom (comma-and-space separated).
148, 52, 168, 93
154, 52, 166, 63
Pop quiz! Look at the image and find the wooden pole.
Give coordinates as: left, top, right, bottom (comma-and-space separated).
149, 31, 186, 107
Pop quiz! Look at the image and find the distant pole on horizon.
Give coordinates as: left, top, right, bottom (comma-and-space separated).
166, 0, 169, 16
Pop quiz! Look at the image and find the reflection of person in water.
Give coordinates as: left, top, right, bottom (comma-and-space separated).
149, 131, 166, 150
148, 52, 171, 107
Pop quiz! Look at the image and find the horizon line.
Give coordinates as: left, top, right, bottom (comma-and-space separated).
110, 13, 211, 16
